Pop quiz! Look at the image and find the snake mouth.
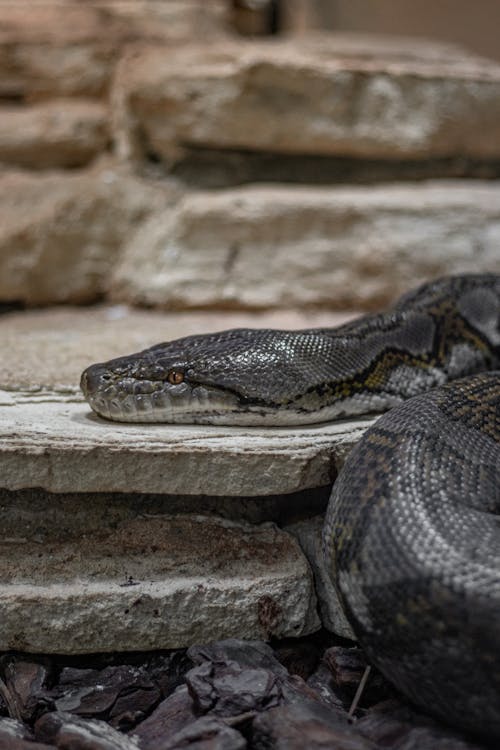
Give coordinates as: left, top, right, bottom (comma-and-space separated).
81, 363, 243, 424
84, 386, 243, 424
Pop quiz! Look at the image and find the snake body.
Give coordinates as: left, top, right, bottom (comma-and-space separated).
81, 273, 500, 738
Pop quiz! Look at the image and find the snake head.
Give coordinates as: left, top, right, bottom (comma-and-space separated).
80, 327, 347, 425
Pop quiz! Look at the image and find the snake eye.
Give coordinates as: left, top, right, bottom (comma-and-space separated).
167, 370, 184, 385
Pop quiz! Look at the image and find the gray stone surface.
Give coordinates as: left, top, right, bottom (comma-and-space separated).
0, 165, 170, 306
0, 512, 319, 653
115, 34, 500, 163
286, 516, 355, 639
0, 390, 372, 496
0, 100, 109, 169
111, 181, 500, 311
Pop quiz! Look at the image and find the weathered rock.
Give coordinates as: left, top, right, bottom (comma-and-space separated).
285, 516, 354, 638
0, 513, 319, 653
160, 717, 246, 750
0, 166, 168, 306
0, 2, 227, 100
251, 701, 377, 750
0, 100, 109, 169
114, 34, 500, 164
0, 391, 372, 496
35, 711, 140, 749
0, 3, 130, 99
110, 181, 500, 312
98, 1, 228, 43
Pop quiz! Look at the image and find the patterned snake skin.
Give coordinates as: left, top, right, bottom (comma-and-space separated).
81, 274, 500, 738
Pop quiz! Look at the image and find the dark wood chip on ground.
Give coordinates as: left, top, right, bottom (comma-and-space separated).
0, 633, 493, 750
251, 702, 377, 750
35, 711, 140, 749
131, 686, 197, 749
161, 717, 247, 750
187, 640, 288, 678
0, 657, 52, 723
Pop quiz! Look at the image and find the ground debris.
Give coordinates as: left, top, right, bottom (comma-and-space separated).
251, 701, 376, 750
161, 716, 247, 750
0, 717, 54, 749
51, 664, 161, 730
35, 711, 140, 749
186, 660, 280, 717
0, 633, 492, 750
0, 657, 52, 723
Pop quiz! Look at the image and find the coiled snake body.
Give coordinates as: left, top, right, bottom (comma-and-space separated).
81, 274, 500, 738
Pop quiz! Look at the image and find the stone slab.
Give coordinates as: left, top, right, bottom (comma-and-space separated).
0, 513, 320, 653
0, 2, 227, 99
0, 100, 109, 169
115, 33, 500, 163
286, 516, 355, 639
111, 181, 500, 311
0, 165, 170, 306
0, 392, 373, 496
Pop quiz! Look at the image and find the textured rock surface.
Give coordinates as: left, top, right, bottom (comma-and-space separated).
0, 166, 169, 306
0, 392, 372, 496
286, 516, 354, 640
0, 2, 227, 99
0, 513, 319, 653
111, 181, 500, 311
0, 100, 109, 169
115, 34, 500, 163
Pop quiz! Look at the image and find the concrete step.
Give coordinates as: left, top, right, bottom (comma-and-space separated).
111, 181, 500, 312
115, 33, 500, 163
0, 512, 319, 653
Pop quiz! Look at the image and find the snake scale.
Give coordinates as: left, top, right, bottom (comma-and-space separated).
81, 273, 500, 739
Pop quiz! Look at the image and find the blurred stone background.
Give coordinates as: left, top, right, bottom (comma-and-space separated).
1, 0, 499, 313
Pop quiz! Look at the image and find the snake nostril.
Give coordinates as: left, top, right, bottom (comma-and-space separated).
81, 365, 112, 395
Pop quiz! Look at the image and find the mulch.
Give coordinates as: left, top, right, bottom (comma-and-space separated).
0, 631, 491, 749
